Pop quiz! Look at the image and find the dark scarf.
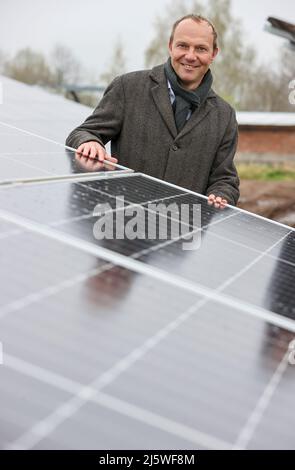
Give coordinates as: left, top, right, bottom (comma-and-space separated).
164, 58, 213, 132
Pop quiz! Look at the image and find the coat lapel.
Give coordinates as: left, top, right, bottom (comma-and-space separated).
150, 66, 177, 138
149, 65, 217, 141
176, 96, 215, 140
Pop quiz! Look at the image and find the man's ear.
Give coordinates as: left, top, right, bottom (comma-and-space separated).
211, 47, 219, 62
168, 40, 173, 54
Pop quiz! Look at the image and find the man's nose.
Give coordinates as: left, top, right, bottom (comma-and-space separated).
185, 48, 197, 61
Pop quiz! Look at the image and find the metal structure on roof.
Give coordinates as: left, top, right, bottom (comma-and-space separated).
265, 16, 295, 52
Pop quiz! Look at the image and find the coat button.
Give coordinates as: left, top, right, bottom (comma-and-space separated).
172, 144, 178, 151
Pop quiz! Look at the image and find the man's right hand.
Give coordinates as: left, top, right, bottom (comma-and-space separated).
76, 141, 118, 165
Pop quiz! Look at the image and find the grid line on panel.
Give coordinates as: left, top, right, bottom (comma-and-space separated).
0, 133, 40, 138
0, 121, 68, 151
0, 207, 295, 333
232, 349, 291, 450
0, 120, 129, 172
0, 263, 112, 321
142, 173, 295, 233
91, 391, 232, 450
0, 156, 134, 187
2, 180, 294, 270
0, 153, 54, 176
52, 183, 295, 269
2, 178, 293, 286
76, 177, 185, 208
0, 207, 234, 322
3, 354, 232, 450
53, 189, 192, 229
1, 220, 293, 409
206, 230, 295, 270
0, 151, 67, 156
4, 227, 295, 449
3, 297, 215, 450
70, 177, 295, 266
1, 104, 294, 449
213, 230, 292, 293
0, 170, 134, 188
74, 177, 239, 235
0, 227, 23, 240
1, 118, 294, 235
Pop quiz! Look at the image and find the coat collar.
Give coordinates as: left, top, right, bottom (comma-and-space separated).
149, 64, 216, 140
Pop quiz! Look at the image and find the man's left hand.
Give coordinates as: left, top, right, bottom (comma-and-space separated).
207, 194, 228, 209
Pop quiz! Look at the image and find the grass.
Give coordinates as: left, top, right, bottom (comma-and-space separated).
236, 164, 295, 181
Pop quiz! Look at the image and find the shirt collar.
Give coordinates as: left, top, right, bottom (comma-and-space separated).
167, 79, 175, 103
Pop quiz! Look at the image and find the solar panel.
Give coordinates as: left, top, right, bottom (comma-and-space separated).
0, 75, 131, 183
0, 77, 295, 450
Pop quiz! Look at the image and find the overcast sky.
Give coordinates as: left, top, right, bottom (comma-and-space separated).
1, 0, 295, 80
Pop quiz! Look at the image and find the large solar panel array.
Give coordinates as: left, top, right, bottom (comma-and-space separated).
0, 76, 295, 450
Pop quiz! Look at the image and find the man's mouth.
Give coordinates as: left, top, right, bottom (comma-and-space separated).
181, 63, 198, 70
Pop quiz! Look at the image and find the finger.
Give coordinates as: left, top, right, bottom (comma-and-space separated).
104, 154, 118, 163
93, 161, 105, 170
84, 160, 94, 170
81, 144, 91, 157
96, 147, 106, 162
89, 146, 98, 159
104, 161, 117, 171
87, 160, 103, 170
207, 194, 215, 205
76, 144, 85, 156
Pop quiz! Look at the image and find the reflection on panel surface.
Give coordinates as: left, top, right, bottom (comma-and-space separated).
0, 224, 201, 448
102, 301, 295, 449
0, 147, 130, 183
0, 174, 293, 322
0, 75, 129, 182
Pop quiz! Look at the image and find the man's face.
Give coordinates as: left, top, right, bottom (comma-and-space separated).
169, 19, 218, 90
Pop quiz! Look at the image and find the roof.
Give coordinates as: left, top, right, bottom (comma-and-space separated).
237, 112, 295, 127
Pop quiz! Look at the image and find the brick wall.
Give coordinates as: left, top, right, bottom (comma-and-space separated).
238, 126, 295, 154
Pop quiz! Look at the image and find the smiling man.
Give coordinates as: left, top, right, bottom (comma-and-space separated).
66, 14, 239, 208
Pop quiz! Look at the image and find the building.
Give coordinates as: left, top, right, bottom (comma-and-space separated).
237, 112, 295, 164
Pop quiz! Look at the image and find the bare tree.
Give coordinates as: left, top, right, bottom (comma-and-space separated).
145, 0, 202, 67
279, 47, 295, 111
0, 49, 7, 74
240, 47, 295, 111
50, 44, 82, 86
4, 48, 53, 86
99, 39, 126, 85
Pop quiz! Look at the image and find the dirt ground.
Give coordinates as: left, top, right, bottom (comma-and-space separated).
238, 180, 295, 228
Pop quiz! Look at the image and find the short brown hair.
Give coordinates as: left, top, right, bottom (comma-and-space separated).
169, 14, 218, 50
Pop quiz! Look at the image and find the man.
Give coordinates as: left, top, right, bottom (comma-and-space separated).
66, 14, 239, 208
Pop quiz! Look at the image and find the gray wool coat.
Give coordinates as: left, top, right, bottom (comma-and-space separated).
66, 64, 240, 205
